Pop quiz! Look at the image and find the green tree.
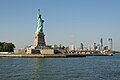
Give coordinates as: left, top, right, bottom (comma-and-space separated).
0, 42, 15, 52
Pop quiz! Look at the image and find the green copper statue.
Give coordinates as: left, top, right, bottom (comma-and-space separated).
36, 9, 44, 33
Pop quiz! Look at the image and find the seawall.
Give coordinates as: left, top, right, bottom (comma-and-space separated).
0, 54, 86, 58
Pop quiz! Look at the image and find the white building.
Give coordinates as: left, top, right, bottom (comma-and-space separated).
108, 38, 113, 51
69, 45, 75, 51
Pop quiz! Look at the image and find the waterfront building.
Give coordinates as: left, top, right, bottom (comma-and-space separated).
108, 38, 113, 51
100, 38, 103, 50
87, 44, 91, 50
104, 46, 108, 50
80, 43, 84, 50
94, 43, 97, 50
96, 44, 100, 51
69, 45, 75, 51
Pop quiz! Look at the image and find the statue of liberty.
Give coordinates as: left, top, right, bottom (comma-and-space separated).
33, 8, 46, 48
36, 9, 44, 33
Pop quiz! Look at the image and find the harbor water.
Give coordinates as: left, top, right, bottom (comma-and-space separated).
0, 54, 120, 80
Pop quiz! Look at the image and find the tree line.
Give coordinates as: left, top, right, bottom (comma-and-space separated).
0, 42, 15, 52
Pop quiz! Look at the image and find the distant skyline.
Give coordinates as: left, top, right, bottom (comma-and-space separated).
0, 0, 120, 50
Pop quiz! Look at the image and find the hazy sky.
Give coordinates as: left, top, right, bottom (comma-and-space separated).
0, 0, 120, 50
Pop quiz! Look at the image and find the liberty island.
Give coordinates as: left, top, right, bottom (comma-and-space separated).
0, 8, 114, 58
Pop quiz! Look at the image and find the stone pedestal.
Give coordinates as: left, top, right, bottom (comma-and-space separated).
33, 32, 46, 48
